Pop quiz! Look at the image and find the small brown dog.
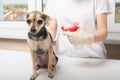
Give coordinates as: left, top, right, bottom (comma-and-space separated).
26, 11, 58, 80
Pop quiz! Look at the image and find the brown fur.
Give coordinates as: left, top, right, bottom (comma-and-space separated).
26, 11, 58, 80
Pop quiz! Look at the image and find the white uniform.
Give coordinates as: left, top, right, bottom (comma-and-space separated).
44, 0, 111, 58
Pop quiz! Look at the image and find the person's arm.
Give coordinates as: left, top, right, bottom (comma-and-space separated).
63, 13, 108, 46
48, 19, 58, 39
93, 13, 108, 42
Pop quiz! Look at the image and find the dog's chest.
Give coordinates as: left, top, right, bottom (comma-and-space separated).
36, 53, 49, 66
27, 38, 51, 51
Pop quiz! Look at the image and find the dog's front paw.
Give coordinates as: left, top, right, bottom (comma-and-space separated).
30, 73, 38, 80
48, 73, 54, 78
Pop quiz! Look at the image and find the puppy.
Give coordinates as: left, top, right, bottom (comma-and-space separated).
26, 11, 58, 80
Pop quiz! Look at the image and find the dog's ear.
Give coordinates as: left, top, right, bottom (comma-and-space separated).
26, 13, 30, 19
41, 14, 50, 23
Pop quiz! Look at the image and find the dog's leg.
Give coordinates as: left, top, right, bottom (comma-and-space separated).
30, 49, 38, 80
48, 46, 54, 78
52, 52, 58, 71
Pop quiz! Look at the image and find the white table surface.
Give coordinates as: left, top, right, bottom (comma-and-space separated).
0, 50, 120, 80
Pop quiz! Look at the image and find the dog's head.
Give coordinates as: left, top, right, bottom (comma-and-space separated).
26, 11, 50, 34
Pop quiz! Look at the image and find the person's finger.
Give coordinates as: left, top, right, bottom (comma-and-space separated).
68, 36, 71, 41
62, 31, 72, 36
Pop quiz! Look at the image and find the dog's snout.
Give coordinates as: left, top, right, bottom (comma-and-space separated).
31, 27, 36, 33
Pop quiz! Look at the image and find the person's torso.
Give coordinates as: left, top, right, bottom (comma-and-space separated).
54, 0, 106, 58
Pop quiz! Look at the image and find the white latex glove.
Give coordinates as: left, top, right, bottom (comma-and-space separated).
63, 28, 94, 47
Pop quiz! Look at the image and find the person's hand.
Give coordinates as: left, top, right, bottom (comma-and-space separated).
63, 28, 94, 47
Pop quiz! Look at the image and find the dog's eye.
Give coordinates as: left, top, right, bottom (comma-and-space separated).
37, 20, 43, 24
27, 19, 31, 24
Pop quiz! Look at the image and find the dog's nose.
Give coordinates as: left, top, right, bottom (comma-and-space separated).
31, 27, 36, 33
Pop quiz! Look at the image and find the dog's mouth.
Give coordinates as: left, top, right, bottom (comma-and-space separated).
29, 27, 40, 34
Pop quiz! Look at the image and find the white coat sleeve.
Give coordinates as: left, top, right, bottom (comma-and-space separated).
44, 0, 56, 19
95, 0, 112, 15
